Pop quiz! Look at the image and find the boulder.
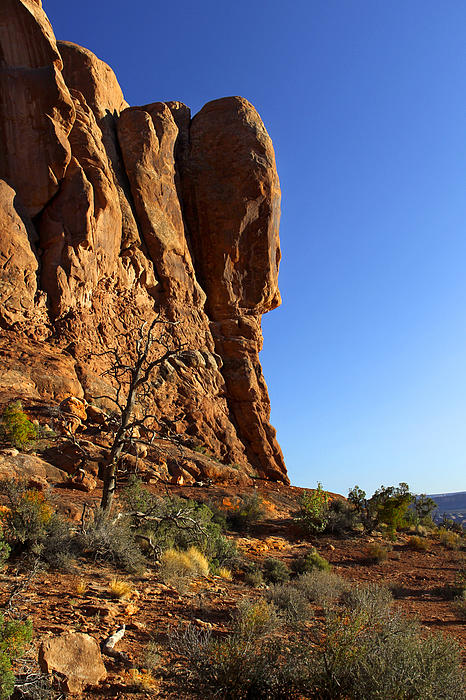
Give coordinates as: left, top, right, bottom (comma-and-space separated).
0, 452, 68, 486
39, 632, 107, 693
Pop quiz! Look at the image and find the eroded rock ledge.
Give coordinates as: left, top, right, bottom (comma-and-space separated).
0, 0, 288, 484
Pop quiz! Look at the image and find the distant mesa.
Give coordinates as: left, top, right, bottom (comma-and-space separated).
428, 491, 466, 527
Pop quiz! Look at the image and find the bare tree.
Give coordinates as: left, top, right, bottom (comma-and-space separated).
92, 315, 185, 513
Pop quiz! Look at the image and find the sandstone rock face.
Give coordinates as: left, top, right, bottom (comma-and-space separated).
39, 632, 107, 693
181, 97, 285, 480
0, 0, 74, 217
0, 2, 288, 484
0, 180, 41, 327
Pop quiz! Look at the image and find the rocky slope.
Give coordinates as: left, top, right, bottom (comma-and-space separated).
0, 0, 288, 484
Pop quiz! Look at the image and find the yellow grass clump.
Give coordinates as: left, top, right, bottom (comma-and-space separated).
75, 579, 87, 596
160, 547, 210, 591
218, 567, 233, 581
186, 546, 209, 576
127, 669, 159, 691
109, 579, 133, 600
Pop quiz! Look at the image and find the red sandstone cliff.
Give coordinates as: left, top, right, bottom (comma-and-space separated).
0, 0, 288, 484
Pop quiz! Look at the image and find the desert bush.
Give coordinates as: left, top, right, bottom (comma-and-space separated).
291, 548, 331, 575
365, 541, 390, 563
78, 509, 145, 573
0, 614, 32, 699
312, 593, 464, 699
235, 598, 282, 638
218, 567, 233, 581
265, 584, 311, 622
144, 640, 162, 671
75, 579, 87, 596
0, 402, 38, 450
438, 528, 461, 550
122, 478, 237, 569
263, 557, 290, 584
294, 483, 329, 535
325, 498, 358, 535
170, 582, 465, 700
293, 570, 350, 605
407, 535, 428, 551
452, 590, 466, 619
0, 530, 10, 569
340, 582, 393, 617
127, 668, 159, 693
244, 567, 264, 587
169, 619, 300, 699
226, 492, 265, 531
0, 481, 73, 568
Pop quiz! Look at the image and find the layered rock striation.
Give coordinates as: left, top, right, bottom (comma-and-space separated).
0, 0, 288, 483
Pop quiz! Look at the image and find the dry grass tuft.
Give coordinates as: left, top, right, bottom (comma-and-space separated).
438, 529, 461, 550
160, 547, 210, 591
366, 542, 389, 564
109, 578, 133, 600
218, 567, 233, 581
127, 668, 159, 691
75, 579, 87, 596
407, 535, 428, 551
186, 546, 209, 576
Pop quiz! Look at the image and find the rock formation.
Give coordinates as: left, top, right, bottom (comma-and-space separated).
0, 0, 288, 484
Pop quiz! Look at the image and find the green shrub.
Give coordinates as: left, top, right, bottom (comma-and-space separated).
0, 481, 73, 568
407, 493, 437, 526
291, 548, 331, 575
265, 584, 311, 622
226, 492, 265, 531
263, 557, 290, 584
0, 402, 38, 450
348, 483, 415, 535
122, 478, 237, 569
0, 614, 32, 699
293, 570, 350, 605
294, 483, 329, 535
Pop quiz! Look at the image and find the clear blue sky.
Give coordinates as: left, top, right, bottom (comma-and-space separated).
44, 0, 466, 496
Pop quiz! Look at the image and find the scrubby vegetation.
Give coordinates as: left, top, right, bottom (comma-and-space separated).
0, 472, 462, 699
0, 402, 38, 450
0, 615, 32, 699
170, 577, 465, 699
0, 480, 73, 569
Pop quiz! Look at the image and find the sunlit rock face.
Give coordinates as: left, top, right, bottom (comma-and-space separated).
0, 0, 288, 484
